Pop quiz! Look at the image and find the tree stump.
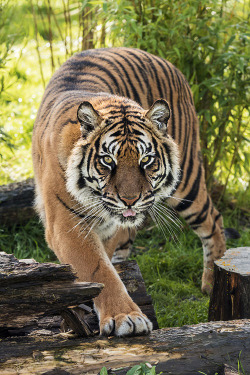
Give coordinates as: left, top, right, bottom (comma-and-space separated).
209, 247, 250, 321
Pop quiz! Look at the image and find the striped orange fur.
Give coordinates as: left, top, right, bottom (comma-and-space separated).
32, 48, 226, 336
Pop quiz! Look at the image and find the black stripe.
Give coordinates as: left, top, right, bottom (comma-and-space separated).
100, 51, 139, 100
162, 142, 173, 169
139, 50, 164, 102
41, 94, 83, 139
181, 145, 194, 191
77, 174, 86, 189
120, 51, 147, 93
117, 239, 134, 250
181, 122, 197, 189
102, 194, 118, 203
215, 212, 222, 222
125, 50, 153, 105
165, 171, 174, 186
56, 194, 85, 218
107, 51, 145, 103
184, 212, 197, 221
87, 148, 93, 175
175, 164, 202, 212
189, 196, 210, 226
201, 232, 214, 240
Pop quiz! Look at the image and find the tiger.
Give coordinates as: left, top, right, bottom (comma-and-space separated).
32, 47, 227, 337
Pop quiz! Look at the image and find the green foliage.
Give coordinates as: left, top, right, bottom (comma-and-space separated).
100, 367, 108, 375
101, 0, 250, 194
0, 0, 249, 196
132, 223, 209, 327
0, 1, 23, 154
126, 363, 158, 375
100, 363, 159, 375
0, 219, 56, 262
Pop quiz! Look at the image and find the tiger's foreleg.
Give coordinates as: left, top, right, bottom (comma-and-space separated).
44, 192, 151, 337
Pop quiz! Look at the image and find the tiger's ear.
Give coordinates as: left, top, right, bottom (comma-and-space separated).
145, 99, 170, 133
77, 101, 102, 135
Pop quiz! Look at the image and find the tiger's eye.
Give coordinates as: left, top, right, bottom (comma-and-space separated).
104, 156, 113, 164
141, 156, 149, 163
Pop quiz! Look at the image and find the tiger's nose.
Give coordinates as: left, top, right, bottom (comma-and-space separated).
119, 194, 141, 206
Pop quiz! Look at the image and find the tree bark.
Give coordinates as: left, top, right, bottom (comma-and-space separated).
0, 320, 249, 374
0, 252, 103, 330
0, 253, 158, 335
209, 247, 250, 321
0, 178, 35, 225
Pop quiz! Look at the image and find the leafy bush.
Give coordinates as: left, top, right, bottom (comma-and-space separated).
100, 363, 159, 375
0, 0, 249, 196
101, 0, 249, 194
0, 0, 27, 153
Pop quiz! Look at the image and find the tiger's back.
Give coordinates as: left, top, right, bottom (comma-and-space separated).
32, 48, 226, 337
34, 48, 198, 161
34, 48, 202, 209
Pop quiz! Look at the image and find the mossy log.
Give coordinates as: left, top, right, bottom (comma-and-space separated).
0, 320, 249, 374
209, 247, 250, 321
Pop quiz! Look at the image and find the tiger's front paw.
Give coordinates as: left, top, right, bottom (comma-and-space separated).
100, 311, 153, 337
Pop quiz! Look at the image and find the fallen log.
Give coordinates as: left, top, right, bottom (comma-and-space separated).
0, 252, 103, 330
60, 260, 159, 335
0, 178, 35, 225
209, 247, 250, 321
0, 252, 158, 336
0, 319, 249, 374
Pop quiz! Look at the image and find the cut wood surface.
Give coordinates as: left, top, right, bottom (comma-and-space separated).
209, 247, 250, 321
0, 320, 249, 374
0, 178, 35, 225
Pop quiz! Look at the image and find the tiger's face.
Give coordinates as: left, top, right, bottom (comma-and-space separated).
66, 96, 180, 231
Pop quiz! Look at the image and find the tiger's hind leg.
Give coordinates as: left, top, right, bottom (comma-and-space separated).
190, 198, 226, 294
172, 182, 226, 294
103, 228, 136, 263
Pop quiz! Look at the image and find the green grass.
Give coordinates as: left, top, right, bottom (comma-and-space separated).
0, 208, 249, 329
131, 209, 249, 328
0, 219, 56, 263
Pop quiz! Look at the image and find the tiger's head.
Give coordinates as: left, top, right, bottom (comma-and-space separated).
66, 95, 180, 231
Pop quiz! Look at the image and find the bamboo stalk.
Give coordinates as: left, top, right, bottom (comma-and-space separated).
50, 4, 69, 57
100, 21, 106, 47
46, 0, 55, 74
217, 109, 243, 203
62, 0, 69, 58
206, 109, 231, 190
30, 0, 46, 88
36, 1, 47, 36
67, 0, 73, 55
78, 1, 82, 52
82, 6, 94, 51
